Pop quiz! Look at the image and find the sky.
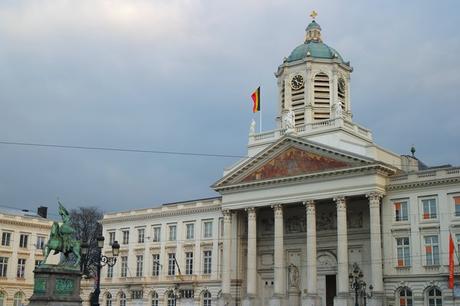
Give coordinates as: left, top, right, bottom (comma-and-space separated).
0, 0, 459, 217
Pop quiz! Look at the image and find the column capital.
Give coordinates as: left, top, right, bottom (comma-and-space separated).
245, 207, 257, 220
222, 209, 232, 222
271, 203, 283, 211
333, 196, 346, 210
303, 200, 316, 214
366, 191, 385, 204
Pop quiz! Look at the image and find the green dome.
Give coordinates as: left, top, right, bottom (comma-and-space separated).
287, 41, 344, 63
306, 20, 321, 31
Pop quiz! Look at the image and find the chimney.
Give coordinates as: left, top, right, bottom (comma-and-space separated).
37, 206, 48, 219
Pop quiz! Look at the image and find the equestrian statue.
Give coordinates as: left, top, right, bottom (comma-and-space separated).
42, 202, 81, 267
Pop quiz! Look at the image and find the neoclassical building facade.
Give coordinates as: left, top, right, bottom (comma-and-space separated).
98, 16, 460, 306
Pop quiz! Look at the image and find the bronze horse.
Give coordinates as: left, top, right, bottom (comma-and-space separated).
42, 221, 81, 266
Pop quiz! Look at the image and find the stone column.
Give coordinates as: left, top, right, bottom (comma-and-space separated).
244, 207, 257, 306
220, 209, 233, 305
271, 204, 285, 306
367, 192, 384, 306
334, 196, 349, 306
302, 200, 320, 306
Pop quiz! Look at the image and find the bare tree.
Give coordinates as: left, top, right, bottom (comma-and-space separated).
70, 206, 103, 277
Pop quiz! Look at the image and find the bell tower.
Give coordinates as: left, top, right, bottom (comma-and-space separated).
275, 12, 353, 129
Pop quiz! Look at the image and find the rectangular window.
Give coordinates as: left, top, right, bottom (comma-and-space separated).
203, 221, 213, 238
457, 234, 460, 255
422, 198, 437, 219
122, 230, 129, 245
168, 253, 176, 275
121, 256, 128, 277
108, 232, 116, 245
454, 196, 460, 217
186, 223, 195, 240
137, 228, 145, 243
132, 290, 143, 300
19, 234, 28, 248
169, 225, 177, 241
219, 218, 224, 237
394, 201, 409, 222
136, 255, 143, 277
425, 235, 440, 266
396, 237, 411, 267
185, 252, 193, 275
152, 226, 161, 242
36, 236, 46, 250
1, 232, 11, 246
107, 264, 113, 278
17, 258, 26, 278
0, 257, 8, 277
152, 254, 160, 276
203, 250, 212, 274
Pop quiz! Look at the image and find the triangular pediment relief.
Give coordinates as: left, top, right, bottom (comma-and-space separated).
213, 136, 376, 189
240, 147, 352, 183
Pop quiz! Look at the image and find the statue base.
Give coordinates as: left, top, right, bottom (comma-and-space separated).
29, 265, 83, 306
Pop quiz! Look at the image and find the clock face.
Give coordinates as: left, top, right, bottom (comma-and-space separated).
290, 75, 304, 90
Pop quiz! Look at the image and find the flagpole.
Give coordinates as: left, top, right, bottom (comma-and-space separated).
259, 109, 262, 133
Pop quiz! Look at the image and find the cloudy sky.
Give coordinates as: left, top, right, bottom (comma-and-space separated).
0, 0, 459, 217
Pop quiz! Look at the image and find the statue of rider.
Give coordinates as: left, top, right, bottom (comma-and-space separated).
58, 202, 75, 255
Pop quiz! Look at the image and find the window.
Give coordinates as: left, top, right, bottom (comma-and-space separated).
35, 260, 42, 267
152, 254, 160, 276
119, 292, 126, 306
17, 259, 25, 278
106, 292, 112, 306
454, 196, 460, 217
132, 290, 143, 300
122, 230, 129, 244
185, 252, 193, 275
13, 292, 23, 306
168, 253, 176, 275
203, 291, 212, 306
219, 218, 224, 237
203, 250, 212, 274
0, 257, 8, 277
313, 72, 331, 120
422, 198, 437, 219
169, 225, 177, 241
36, 236, 46, 250
427, 288, 442, 306
136, 255, 143, 277
456, 234, 460, 254
396, 237, 411, 267
121, 256, 128, 277
395, 201, 409, 222
152, 226, 161, 242
425, 235, 440, 266
151, 291, 159, 306
107, 264, 113, 278
186, 223, 195, 240
398, 288, 412, 306
181, 289, 194, 298
19, 234, 28, 248
167, 291, 176, 306
203, 221, 213, 238
137, 228, 145, 243
109, 232, 116, 245
1, 232, 11, 246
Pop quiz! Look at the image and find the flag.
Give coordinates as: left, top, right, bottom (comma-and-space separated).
251, 87, 260, 113
449, 233, 455, 289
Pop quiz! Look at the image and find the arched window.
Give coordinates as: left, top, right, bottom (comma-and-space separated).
13, 292, 23, 306
167, 291, 176, 306
313, 72, 330, 120
203, 291, 212, 306
119, 292, 126, 306
151, 291, 159, 306
427, 287, 442, 306
0, 292, 5, 306
106, 292, 112, 306
398, 287, 412, 306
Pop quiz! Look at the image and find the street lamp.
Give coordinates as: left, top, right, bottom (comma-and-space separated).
349, 263, 373, 306
81, 237, 120, 306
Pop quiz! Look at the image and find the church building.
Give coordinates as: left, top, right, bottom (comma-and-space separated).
98, 14, 460, 306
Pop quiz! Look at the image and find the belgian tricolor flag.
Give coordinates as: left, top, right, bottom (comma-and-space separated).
251, 87, 260, 113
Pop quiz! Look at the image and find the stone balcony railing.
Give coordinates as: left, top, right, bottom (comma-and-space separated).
248, 118, 373, 146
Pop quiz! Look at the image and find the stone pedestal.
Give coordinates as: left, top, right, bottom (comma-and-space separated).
288, 289, 301, 306
302, 293, 321, 306
29, 265, 83, 306
333, 293, 349, 306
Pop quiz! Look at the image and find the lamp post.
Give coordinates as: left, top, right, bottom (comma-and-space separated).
81, 237, 120, 306
349, 263, 373, 306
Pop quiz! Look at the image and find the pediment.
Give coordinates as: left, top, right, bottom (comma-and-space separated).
213, 136, 376, 190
